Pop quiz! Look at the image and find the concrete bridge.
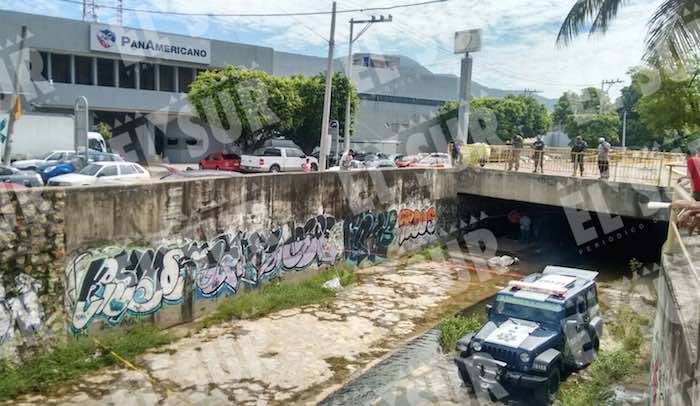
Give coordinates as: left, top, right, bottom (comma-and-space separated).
456, 167, 672, 221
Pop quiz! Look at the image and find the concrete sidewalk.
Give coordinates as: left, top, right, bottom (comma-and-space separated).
10, 258, 513, 406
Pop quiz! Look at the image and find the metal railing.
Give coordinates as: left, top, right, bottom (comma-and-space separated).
483, 145, 686, 186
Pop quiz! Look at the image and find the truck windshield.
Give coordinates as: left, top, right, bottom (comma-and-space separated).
494, 295, 563, 326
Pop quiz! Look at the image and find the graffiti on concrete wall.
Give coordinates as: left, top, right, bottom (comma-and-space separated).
68, 215, 343, 332
343, 210, 397, 264
398, 207, 437, 246
0, 274, 43, 352
67, 205, 439, 332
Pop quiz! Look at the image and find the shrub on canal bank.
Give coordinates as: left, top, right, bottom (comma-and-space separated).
438, 315, 481, 352
556, 303, 649, 406
202, 264, 356, 326
0, 325, 173, 401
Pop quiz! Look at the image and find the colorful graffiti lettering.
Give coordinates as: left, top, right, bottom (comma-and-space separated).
343, 210, 397, 264
398, 207, 436, 246
0, 274, 43, 352
69, 215, 343, 332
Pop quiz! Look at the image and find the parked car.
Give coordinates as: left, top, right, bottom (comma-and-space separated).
240, 147, 318, 173
454, 266, 602, 405
410, 153, 452, 168
47, 162, 150, 186
0, 165, 43, 187
36, 152, 123, 183
198, 152, 242, 171
12, 150, 80, 170
364, 159, 397, 169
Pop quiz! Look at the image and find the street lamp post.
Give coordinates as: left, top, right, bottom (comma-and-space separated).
343, 15, 392, 153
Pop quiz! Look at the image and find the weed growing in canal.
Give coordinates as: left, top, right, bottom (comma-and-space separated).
202, 264, 356, 326
556, 303, 649, 406
438, 315, 481, 352
0, 325, 173, 401
410, 244, 449, 262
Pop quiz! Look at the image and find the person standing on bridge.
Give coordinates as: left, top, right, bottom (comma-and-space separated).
340, 149, 355, 171
571, 136, 587, 176
597, 137, 611, 180
508, 134, 524, 171
532, 135, 545, 173
686, 147, 700, 200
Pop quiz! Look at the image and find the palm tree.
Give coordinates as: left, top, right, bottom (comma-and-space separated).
557, 0, 700, 66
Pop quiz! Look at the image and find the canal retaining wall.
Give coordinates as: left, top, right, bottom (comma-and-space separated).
651, 247, 700, 405
0, 169, 459, 358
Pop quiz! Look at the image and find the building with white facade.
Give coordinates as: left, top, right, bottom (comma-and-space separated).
0, 10, 553, 162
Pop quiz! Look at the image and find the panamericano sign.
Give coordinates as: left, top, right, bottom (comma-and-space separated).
90, 24, 211, 64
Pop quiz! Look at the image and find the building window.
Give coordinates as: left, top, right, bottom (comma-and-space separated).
74, 56, 93, 85
119, 60, 136, 89
177, 66, 193, 93
50, 53, 71, 83
97, 58, 115, 87
30, 51, 48, 82
140, 63, 155, 90
159, 65, 175, 92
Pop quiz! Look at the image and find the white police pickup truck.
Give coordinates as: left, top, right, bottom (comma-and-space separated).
454, 266, 603, 405
240, 147, 319, 173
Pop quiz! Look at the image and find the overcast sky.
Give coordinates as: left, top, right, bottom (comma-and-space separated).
0, 0, 661, 99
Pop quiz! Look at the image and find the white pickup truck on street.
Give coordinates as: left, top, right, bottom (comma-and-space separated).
240, 147, 318, 173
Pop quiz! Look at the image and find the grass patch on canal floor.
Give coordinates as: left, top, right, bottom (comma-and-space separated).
0, 325, 173, 401
555, 304, 649, 406
202, 264, 356, 326
438, 314, 482, 352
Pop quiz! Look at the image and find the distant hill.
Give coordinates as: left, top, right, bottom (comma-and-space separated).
273, 51, 558, 110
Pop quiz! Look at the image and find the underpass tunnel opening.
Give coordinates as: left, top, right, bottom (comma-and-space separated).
457, 193, 667, 279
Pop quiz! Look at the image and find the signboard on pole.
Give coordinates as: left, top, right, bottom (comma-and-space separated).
90, 23, 211, 64
454, 29, 482, 54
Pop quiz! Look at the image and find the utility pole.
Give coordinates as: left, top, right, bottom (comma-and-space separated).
343, 14, 393, 153
600, 79, 623, 114
3, 26, 27, 165
318, 1, 337, 171
117, 0, 123, 25
82, 0, 97, 21
622, 110, 627, 149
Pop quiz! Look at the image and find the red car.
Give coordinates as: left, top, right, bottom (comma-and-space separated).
198, 152, 241, 171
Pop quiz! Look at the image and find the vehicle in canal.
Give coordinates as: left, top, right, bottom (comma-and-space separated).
454, 266, 603, 405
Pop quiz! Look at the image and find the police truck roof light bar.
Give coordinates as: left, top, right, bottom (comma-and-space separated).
507, 280, 568, 297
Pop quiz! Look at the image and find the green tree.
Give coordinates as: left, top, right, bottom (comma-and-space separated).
557, 0, 700, 66
93, 122, 112, 141
187, 67, 359, 153
565, 112, 620, 146
636, 69, 700, 149
580, 87, 609, 114
439, 95, 551, 143
616, 69, 655, 148
286, 72, 359, 153
552, 92, 577, 128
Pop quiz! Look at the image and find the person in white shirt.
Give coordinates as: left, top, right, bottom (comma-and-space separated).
340, 149, 354, 170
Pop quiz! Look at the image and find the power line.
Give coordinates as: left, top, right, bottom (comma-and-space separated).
56, 0, 448, 18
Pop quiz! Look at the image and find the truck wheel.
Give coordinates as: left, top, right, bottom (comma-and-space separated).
533, 367, 560, 405
269, 165, 280, 173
